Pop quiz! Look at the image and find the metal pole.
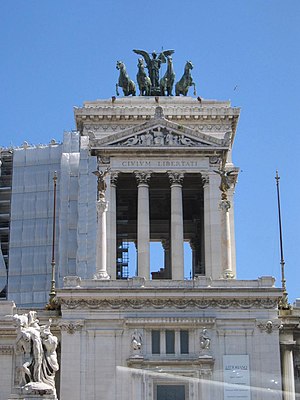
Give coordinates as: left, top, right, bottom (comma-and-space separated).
275, 170, 289, 309
49, 171, 57, 305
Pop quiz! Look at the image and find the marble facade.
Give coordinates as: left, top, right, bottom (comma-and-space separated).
0, 96, 299, 399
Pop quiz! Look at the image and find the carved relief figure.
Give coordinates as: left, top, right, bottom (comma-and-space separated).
131, 329, 143, 351
13, 311, 59, 396
117, 129, 201, 147
200, 328, 210, 350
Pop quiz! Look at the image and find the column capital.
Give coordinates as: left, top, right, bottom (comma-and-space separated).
110, 171, 119, 186
134, 171, 151, 185
201, 174, 210, 187
96, 199, 108, 213
219, 199, 231, 212
167, 171, 184, 185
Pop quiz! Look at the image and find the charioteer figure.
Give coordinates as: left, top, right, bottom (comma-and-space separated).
133, 49, 174, 95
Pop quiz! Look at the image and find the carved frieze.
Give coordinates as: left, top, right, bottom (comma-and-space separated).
59, 297, 279, 310
116, 127, 209, 148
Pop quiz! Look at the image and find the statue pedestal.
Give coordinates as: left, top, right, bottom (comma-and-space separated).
8, 393, 56, 400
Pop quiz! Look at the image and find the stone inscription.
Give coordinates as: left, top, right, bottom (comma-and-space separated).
111, 157, 208, 170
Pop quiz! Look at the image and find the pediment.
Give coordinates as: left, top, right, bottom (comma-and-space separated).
90, 116, 230, 149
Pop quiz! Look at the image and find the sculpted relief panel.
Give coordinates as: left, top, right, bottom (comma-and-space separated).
113, 127, 209, 147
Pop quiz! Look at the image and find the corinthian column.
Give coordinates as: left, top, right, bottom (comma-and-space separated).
168, 171, 184, 280
135, 171, 151, 279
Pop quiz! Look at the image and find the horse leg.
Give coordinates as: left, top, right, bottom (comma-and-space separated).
193, 83, 196, 96
116, 83, 120, 96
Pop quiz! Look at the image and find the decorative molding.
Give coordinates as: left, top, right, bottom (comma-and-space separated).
125, 317, 215, 326
257, 320, 283, 333
83, 124, 135, 133
0, 345, 14, 355
59, 297, 279, 310
58, 321, 84, 334
63, 276, 81, 288
209, 156, 221, 165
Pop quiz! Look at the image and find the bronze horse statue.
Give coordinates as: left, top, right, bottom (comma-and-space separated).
116, 61, 136, 96
136, 58, 151, 96
160, 56, 175, 96
175, 61, 196, 96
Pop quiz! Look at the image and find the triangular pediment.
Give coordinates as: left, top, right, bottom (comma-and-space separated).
90, 116, 230, 149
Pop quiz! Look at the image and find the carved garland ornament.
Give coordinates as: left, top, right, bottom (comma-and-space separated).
59, 298, 278, 310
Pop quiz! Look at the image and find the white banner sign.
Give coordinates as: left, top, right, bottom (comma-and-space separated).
223, 355, 251, 400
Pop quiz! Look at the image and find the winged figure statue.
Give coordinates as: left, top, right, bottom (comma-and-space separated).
133, 49, 174, 92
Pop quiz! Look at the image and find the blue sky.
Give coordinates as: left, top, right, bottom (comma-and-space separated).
1, 1, 299, 302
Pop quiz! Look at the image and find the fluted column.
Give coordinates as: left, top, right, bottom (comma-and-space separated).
135, 171, 151, 279
168, 171, 184, 280
110, 172, 118, 278
281, 343, 296, 400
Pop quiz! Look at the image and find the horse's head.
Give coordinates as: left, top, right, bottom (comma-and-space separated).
186, 61, 193, 70
137, 58, 144, 68
116, 61, 124, 70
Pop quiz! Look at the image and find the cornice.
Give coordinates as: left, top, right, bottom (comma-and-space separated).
74, 97, 240, 139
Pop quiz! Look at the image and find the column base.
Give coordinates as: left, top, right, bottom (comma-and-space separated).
221, 269, 235, 279
93, 271, 110, 280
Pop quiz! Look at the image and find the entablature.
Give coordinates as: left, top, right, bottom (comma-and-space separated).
75, 97, 240, 144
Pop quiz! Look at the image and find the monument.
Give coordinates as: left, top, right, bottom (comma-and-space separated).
0, 48, 299, 400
